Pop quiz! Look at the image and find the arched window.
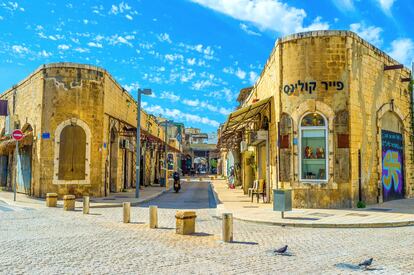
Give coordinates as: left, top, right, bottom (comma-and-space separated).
299, 113, 328, 181
58, 125, 86, 180
53, 118, 91, 185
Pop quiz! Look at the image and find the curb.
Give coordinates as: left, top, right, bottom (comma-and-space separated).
209, 182, 414, 229
88, 187, 173, 208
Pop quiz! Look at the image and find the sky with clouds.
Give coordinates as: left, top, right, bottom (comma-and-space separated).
0, 0, 413, 133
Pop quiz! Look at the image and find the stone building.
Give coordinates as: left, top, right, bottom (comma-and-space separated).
218, 31, 413, 208
0, 63, 181, 198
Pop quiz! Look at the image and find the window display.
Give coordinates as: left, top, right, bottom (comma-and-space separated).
300, 113, 327, 181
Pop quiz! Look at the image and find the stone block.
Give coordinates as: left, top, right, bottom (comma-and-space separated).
63, 195, 75, 211
46, 193, 58, 207
175, 211, 196, 235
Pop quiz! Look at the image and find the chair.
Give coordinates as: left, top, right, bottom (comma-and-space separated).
251, 179, 266, 203
248, 180, 258, 198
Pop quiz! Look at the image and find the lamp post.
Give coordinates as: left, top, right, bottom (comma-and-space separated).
136, 88, 152, 198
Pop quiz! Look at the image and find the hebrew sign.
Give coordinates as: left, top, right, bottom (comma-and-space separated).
283, 80, 344, 95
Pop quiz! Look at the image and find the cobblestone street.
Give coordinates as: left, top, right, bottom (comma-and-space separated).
1, 182, 414, 274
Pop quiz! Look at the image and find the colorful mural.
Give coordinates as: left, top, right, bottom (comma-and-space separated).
381, 130, 404, 201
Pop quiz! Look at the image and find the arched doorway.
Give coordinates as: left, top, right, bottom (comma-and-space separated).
109, 127, 119, 193
381, 111, 405, 201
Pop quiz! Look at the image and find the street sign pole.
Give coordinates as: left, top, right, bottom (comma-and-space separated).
14, 140, 17, 201
12, 129, 24, 201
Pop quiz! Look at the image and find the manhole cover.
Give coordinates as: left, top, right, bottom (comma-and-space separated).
243, 206, 259, 208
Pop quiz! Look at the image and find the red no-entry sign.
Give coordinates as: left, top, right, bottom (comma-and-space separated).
12, 129, 23, 141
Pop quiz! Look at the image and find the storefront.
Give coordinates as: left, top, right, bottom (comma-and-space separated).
218, 30, 413, 208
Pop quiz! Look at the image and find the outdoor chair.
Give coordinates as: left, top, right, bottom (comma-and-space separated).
248, 180, 258, 198
251, 179, 266, 203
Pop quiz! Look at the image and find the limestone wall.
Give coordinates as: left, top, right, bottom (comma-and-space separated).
240, 31, 412, 208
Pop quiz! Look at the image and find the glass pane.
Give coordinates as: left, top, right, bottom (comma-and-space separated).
301, 113, 325, 127
301, 129, 326, 180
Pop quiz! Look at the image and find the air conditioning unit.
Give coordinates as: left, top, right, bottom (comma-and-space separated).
249, 130, 268, 145
240, 141, 247, 152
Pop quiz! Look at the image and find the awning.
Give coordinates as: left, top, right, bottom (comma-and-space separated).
218, 97, 272, 148
0, 132, 34, 155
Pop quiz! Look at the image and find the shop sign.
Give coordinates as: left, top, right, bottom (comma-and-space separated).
283, 80, 344, 95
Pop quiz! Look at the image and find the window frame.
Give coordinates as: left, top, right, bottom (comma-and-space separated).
299, 112, 329, 183
53, 118, 91, 185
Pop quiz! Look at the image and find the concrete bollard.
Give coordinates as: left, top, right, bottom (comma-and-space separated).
123, 202, 131, 223
46, 193, 58, 207
83, 196, 90, 214
63, 195, 75, 211
175, 211, 197, 235
222, 213, 233, 243
149, 206, 158, 229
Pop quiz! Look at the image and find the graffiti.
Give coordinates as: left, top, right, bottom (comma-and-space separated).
382, 150, 402, 192
381, 130, 404, 201
283, 80, 344, 95
167, 153, 174, 170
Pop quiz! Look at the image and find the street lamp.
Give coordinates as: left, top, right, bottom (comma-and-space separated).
136, 88, 152, 198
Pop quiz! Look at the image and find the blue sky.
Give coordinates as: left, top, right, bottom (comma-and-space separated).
0, 0, 413, 133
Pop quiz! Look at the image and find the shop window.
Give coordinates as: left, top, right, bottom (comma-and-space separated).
300, 113, 328, 181
58, 125, 86, 180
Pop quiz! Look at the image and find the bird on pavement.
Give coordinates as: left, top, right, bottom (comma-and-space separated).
358, 258, 373, 268
274, 245, 288, 254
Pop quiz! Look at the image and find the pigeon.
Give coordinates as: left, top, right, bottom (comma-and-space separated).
358, 258, 373, 268
274, 245, 288, 254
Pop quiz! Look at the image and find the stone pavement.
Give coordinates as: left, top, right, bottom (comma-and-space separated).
211, 179, 414, 228
0, 185, 171, 209
1, 181, 413, 274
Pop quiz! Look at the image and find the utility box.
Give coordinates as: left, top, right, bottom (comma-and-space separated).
273, 189, 292, 212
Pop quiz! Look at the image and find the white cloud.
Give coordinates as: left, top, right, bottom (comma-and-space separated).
235, 68, 246, 79
0, 16, 3, 20
83, 19, 89, 24
145, 104, 220, 127
39, 50, 52, 57
192, 79, 213, 90
74, 47, 90, 53
298, 16, 329, 32
240, 23, 261, 36
190, 0, 329, 35
160, 91, 180, 102
187, 58, 196, 65
183, 99, 200, 107
110, 2, 132, 15
12, 45, 29, 54
87, 42, 103, 48
125, 14, 133, 20
376, 0, 395, 14
207, 88, 235, 102
48, 35, 57, 41
387, 38, 414, 66
158, 33, 172, 43
124, 82, 140, 92
350, 22, 383, 46
165, 53, 184, 62
108, 35, 133, 47
180, 71, 196, 82
249, 71, 258, 84
331, 0, 355, 11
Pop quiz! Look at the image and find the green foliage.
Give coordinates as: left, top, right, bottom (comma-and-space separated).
357, 201, 366, 208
